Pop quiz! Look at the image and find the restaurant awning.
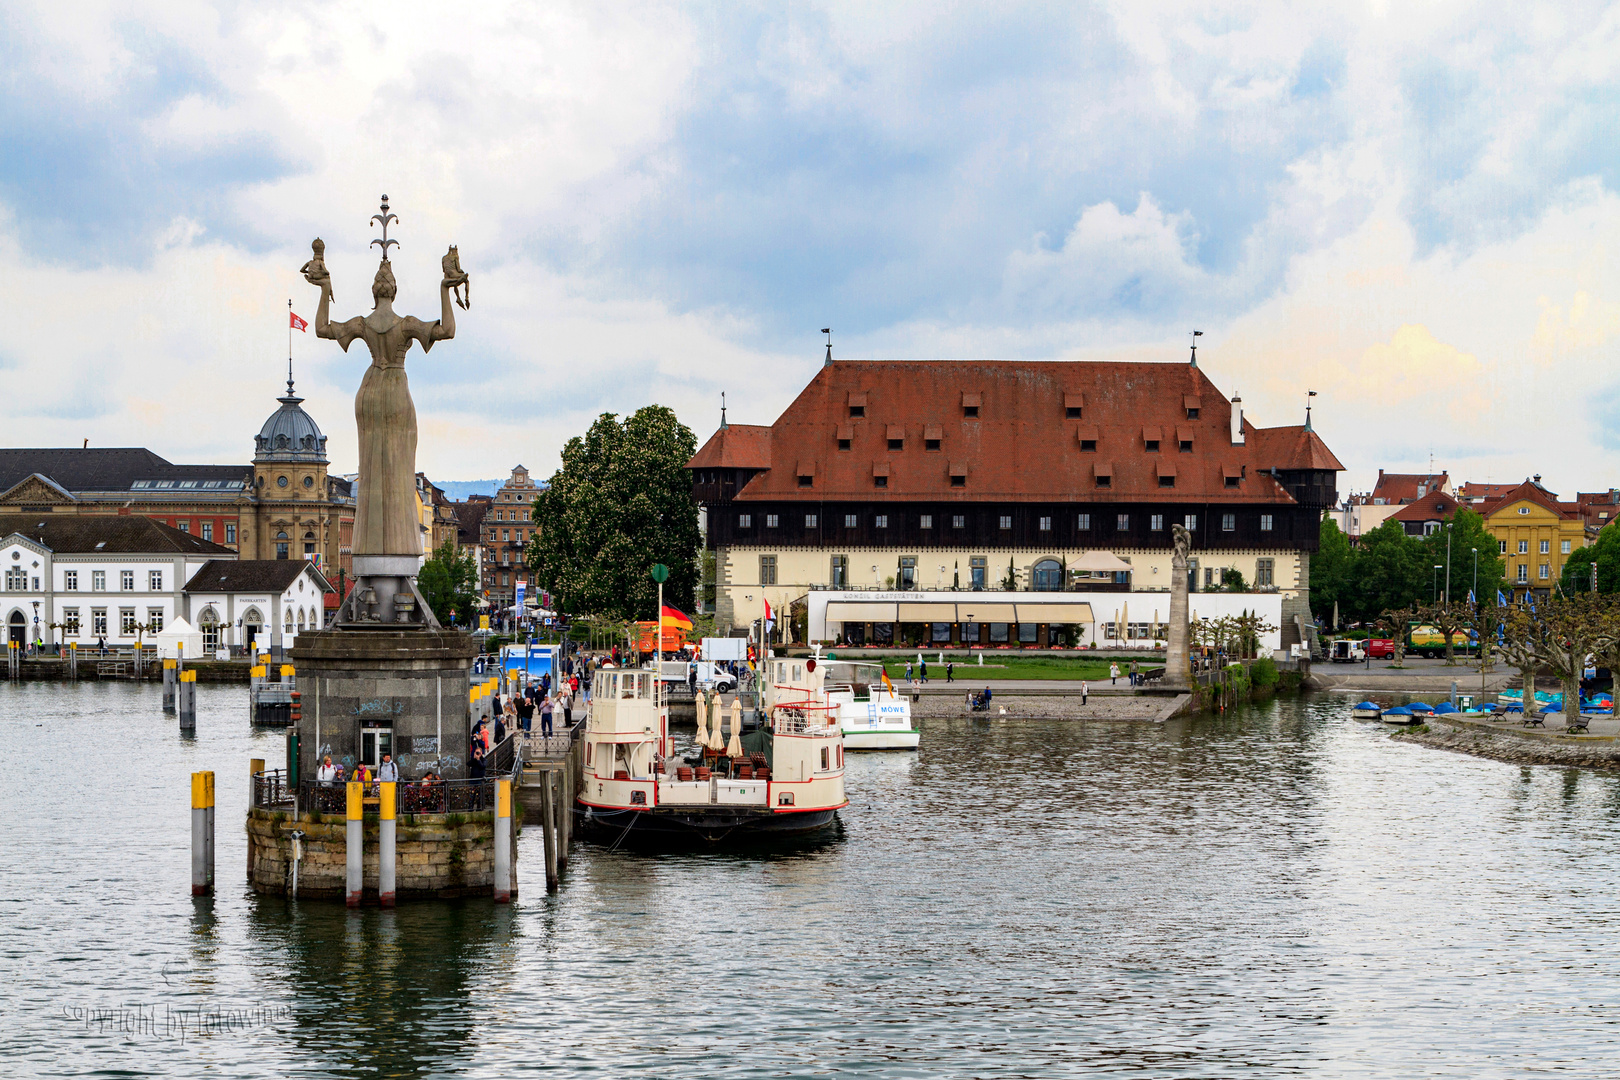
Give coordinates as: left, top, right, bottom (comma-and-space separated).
825, 602, 898, 622
955, 602, 1018, 622
1072, 550, 1133, 573
1015, 602, 1094, 623
898, 603, 951, 622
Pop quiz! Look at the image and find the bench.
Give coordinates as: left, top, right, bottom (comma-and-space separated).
1567, 714, 1592, 734
1522, 710, 1546, 728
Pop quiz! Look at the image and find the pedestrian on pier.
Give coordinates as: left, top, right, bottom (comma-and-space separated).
905, 661, 913, 684
920, 658, 928, 683
470, 743, 486, 779
317, 755, 337, 782
946, 661, 954, 683
518, 695, 534, 733
540, 696, 554, 737
1109, 662, 1120, 685
1081, 681, 1089, 706
378, 754, 399, 782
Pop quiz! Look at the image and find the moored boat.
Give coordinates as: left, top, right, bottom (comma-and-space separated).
578, 661, 847, 844
1351, 701, 1383, 721
790, 655, 919, 751
1380, 705, 1421, 725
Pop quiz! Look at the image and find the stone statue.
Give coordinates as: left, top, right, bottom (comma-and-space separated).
299, 238, 332, 298
441, 245, 470, 310
1171, 522, 1191, 566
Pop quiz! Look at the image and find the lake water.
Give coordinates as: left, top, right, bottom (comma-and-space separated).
3, 681, 1618, 1078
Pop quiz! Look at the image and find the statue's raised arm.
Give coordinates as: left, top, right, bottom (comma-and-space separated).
406, 245, 466, 353
303, 237, 365, 351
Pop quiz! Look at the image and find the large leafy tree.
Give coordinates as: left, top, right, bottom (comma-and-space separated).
1420, 507, 1504, 606
1559, 522, 1620, 595
418, 541, 480, 626
1311, 516, 1353, 622
1355, 519, 1432, 618
528, 406, 700, 621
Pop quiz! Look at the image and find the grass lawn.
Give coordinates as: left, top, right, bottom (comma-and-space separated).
871, 655, 1165, 681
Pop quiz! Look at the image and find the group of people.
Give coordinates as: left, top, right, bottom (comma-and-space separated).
1108, 660, 1144, 686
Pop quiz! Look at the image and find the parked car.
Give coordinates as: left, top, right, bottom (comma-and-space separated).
1329, 638, 1366, 663
1366, 638, 1396, 659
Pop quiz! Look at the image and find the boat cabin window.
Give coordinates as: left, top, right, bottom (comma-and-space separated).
820, 747, 830, 771
778, 792, 795, 806
585, 742, 593, 766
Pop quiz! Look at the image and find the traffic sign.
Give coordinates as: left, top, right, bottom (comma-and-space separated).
650, 563, 669, 583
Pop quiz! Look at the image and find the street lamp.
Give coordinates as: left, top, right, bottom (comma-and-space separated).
1471, 548, 1478, 604
31, 600, 39, 653
1433, 565, 1443, 603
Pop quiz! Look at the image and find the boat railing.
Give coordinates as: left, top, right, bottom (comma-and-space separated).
770, 702, 836, 735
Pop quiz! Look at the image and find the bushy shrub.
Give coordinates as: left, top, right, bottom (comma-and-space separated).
1250, 656, 1279, 689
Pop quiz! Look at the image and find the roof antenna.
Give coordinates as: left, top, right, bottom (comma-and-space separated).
822, 328, 833, 366
720, 391, 728, 430
1189, 330, 1202, 366
1305, 389, 1317, 431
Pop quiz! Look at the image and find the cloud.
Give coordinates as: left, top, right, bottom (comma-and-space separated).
0, 0, 1617, 499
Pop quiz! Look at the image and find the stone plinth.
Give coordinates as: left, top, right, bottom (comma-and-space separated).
247, 808, 516, 901
293, 627, 478, 781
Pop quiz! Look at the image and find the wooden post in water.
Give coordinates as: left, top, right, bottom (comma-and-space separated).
345, 781, 363, 907
162, 658, 177, 712
541, 770, 559, 891
378, 781, 397, 907
190, 771, 215, 896
248, 758, 264, 879
558, 765, 571, 868
494, 778, 512, 903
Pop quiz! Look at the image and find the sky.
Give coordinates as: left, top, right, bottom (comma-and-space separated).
2, 1, 1619, 498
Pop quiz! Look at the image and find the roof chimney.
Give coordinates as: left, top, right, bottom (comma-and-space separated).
1230, 393, 1244, 446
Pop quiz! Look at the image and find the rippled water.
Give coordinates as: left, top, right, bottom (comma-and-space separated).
3, 681, 1619, 1078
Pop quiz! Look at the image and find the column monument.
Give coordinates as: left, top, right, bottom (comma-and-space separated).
1162, 524, 1193, 692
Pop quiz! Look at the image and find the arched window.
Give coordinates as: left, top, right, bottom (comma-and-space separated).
1032, 558, 1064, 592
242, 606, 264, 651
296, 610, 306, 632
275, 530, 289, 561
199, 607, 220, 652
284, 609, 294, 633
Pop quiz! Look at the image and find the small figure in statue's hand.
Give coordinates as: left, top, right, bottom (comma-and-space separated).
301, 238, 333, 296
442, 245, 470, 310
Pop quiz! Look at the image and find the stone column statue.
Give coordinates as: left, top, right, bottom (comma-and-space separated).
305, 196, 468, 624
1163, 524, 1193, 691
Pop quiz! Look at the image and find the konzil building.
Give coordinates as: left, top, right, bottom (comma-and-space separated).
689, 358, 1342, 652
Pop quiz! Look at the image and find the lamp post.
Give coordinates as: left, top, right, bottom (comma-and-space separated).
1433, 565, 1443, 604
1471, 548, 1478, 603
1444, 523, 1452, 607
31, 600, 40, 654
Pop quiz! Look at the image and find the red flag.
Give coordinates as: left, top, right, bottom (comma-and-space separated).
290, 311, 309, 332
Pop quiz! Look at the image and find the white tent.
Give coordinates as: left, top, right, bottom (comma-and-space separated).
1071, 551, 1134, 574
151, 616, 205, 659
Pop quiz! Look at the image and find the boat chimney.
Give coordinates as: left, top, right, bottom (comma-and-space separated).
1230, 392, 1244, 446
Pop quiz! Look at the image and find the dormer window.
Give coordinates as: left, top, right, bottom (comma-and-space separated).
1177, 426, 1194, 452
1157, 462, 1176, 488
949, 462, 967, 488
796, 461, 815, 488
836, 423, 853, 451
872, 462, 890, 489
961, 391, 981, 418
847, 391, 867, 419
849, 406, 864, 418
1065, 392, 1085, 419
924, 424, 942, 451
1094, 462, 1113, 489
1184, 394, 1202, 419
838, 439, 851, 451
1077, 425, 1098, 453
1223, 465, 1242, 489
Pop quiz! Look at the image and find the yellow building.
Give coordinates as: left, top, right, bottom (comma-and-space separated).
1479, 479, 1587, 601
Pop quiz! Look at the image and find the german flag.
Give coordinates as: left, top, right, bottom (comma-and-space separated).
660, 605, 694, 631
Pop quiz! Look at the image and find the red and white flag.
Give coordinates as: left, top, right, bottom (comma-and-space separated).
762, 598, 774, 625
290, 311, 309, 332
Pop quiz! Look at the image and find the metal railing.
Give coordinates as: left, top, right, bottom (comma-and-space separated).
296, 777, 497, 815
253, 768, 295, 809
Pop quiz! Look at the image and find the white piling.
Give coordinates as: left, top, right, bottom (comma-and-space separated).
494, 779, 512, 903
190, 771, 214, 895
378, 781, 397, 907
345, 781, 363, 908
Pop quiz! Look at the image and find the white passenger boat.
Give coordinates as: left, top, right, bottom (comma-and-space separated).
578, 663, 846, 843
814, 658, 920, 751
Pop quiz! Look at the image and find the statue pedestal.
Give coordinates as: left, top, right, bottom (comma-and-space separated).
293, 627, 478, 781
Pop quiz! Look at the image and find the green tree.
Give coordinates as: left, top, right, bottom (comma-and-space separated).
1310, 517, 1353, 622
417, 541, 479, 627
1221, 568, 1248, 593
1353, 519, 1430, 619
1420, 508, 1505, 606
1560, 522, 1620, 595
528, 406, 701, 621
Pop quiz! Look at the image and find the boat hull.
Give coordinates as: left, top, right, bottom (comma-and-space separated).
842, 729, 920, 750
579, 802, 840, 844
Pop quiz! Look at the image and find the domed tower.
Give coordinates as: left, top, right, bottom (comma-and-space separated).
243, 374, 334, 563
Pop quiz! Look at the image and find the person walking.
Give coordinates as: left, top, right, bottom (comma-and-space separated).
920, 657, 928, 684
1109, 662, 1120, 685
317, 755, 338, 782
1081, 681, 1089, 706
905, 661, 913, 684
540, 695, 555, 738
377, 753, 399, 783
946, 661, 954, 683
517, 694, 534, 734
1129, 660, 1139, 687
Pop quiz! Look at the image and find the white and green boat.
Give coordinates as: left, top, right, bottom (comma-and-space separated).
820, 658, 920, 751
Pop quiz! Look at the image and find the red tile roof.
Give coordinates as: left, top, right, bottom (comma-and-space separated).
695, 360, 1341, 504
1389, 490, 1460, 522
687, 424, 772, 470
1370, 470, 1449, 503
1479, 479, 1577, 520
1457, 481, 1514, 503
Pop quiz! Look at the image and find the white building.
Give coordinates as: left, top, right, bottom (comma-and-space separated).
181, 559, 333, 654
0, 514, 233, 649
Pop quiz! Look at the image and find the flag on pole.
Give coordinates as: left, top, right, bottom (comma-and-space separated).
1497, 590, 1508, 607
762, 597, 774, 630
1467, 589, 1476, 604
659, 605, 693, 630
290, 311, 308, 332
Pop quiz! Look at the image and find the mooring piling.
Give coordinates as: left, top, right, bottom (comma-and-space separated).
379, 781, 397, 907
163, 658, 177, 712
177, 669, 197, 731
345, 780, 363, 908
494, 779, 512, 903
191, 771, 215, 896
